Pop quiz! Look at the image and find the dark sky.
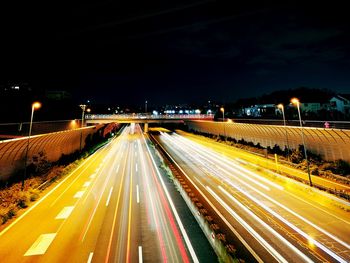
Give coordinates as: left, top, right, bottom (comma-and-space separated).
2, 1, 350, 106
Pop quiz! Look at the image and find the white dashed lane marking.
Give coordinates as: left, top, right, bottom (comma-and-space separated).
74, 191, 85, 198
24, 233, 56, 256
55, 206, 74, 220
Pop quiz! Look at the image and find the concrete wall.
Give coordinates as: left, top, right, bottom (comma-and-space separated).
0, 125, 103, 181
185, 120, 350, 162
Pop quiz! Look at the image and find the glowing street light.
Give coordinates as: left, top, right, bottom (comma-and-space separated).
277, 104, 290, 161
22, 101, 41, 190
220, 107, 225, 121
220, 107, 226, 140
79, 104, 90, 152
291, 98, 312, 186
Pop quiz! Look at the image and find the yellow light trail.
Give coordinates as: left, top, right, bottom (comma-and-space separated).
126, 140, 134, 263
105, 142, 129, 263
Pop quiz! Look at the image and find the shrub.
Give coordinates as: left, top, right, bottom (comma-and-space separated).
332, 160, 350, 175
30, 190, 40, 202
0, 209, 9, 224
7, 208, 16, 219
17, 194, 29, 208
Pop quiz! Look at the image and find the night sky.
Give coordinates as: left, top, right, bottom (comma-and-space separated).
2, 1, 350, 106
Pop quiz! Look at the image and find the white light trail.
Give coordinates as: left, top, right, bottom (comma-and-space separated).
219, 186, 313, 263
206, 186, 289, 263
136, 184, 140, 204
106, 187, 113, 206
142, 132, 199, 263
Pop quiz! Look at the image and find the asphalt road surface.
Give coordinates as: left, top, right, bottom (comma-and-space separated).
155, 131, 350, 263
0, 124, 202, 263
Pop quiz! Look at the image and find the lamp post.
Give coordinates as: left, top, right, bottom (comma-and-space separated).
277, 104, 290, 161
79, 104, 88, 152
220, 107, 226, 140
22, 101, 41, 190
291, 98, 312, 186
220, 107, 225, 121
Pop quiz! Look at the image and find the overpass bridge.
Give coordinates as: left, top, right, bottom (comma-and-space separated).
85, 114, 214, 131
86, 114, 350, 162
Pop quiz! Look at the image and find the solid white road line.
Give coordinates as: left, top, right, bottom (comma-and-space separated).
106, 187, 114, 206
87, 252, 93, 263
136, 184, 140, 204
55, 206, 75, 220
24, 233, 57, 256
116, 164, 120, 173
138, 246, 143, 263
74, 191, 85, 198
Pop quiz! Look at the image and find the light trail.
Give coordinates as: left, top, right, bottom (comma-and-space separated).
165, 133, 350, 243
206, 186, 289, 263
106, 187, 113, 206
104, 144, 129, 263
138, 136, 168, 261
219, 186, 314, 263
162, 132, 272, 191
143, 132, 198, 263
126, 139, 135, 263
219, 180, 348, 263
171, 132, 284, 190
158, 132, 350, 262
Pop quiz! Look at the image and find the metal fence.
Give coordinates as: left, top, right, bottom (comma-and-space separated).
0, 120, 82, 138
185, 120, 350, 162
0, 125, 101, 181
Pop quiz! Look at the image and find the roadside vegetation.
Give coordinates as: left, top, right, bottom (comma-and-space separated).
0, 125, 119, 227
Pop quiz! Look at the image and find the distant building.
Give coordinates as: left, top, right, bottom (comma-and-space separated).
242, 104, 276, 117
300, 102, 322, 113
330, 94, 350, 115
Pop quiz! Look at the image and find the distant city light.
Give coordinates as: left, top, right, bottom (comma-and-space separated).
152, 110, 158, 115
195, 109, 201, 114
179, 110, 183, 114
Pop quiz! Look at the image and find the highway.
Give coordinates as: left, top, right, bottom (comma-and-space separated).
0, 124, 200, 263
155, 131, 350, 263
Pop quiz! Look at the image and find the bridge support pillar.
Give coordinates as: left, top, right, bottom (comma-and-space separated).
144, 123, 149, 133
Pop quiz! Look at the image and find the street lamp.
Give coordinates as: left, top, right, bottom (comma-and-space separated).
145, 100, 148, 114
79, 104, 89, 152
220, 107, 226, 140
22, 101, 41, 190
277, 104, 290, 161
220, 107, 225, 121
291, 98, 312, 186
